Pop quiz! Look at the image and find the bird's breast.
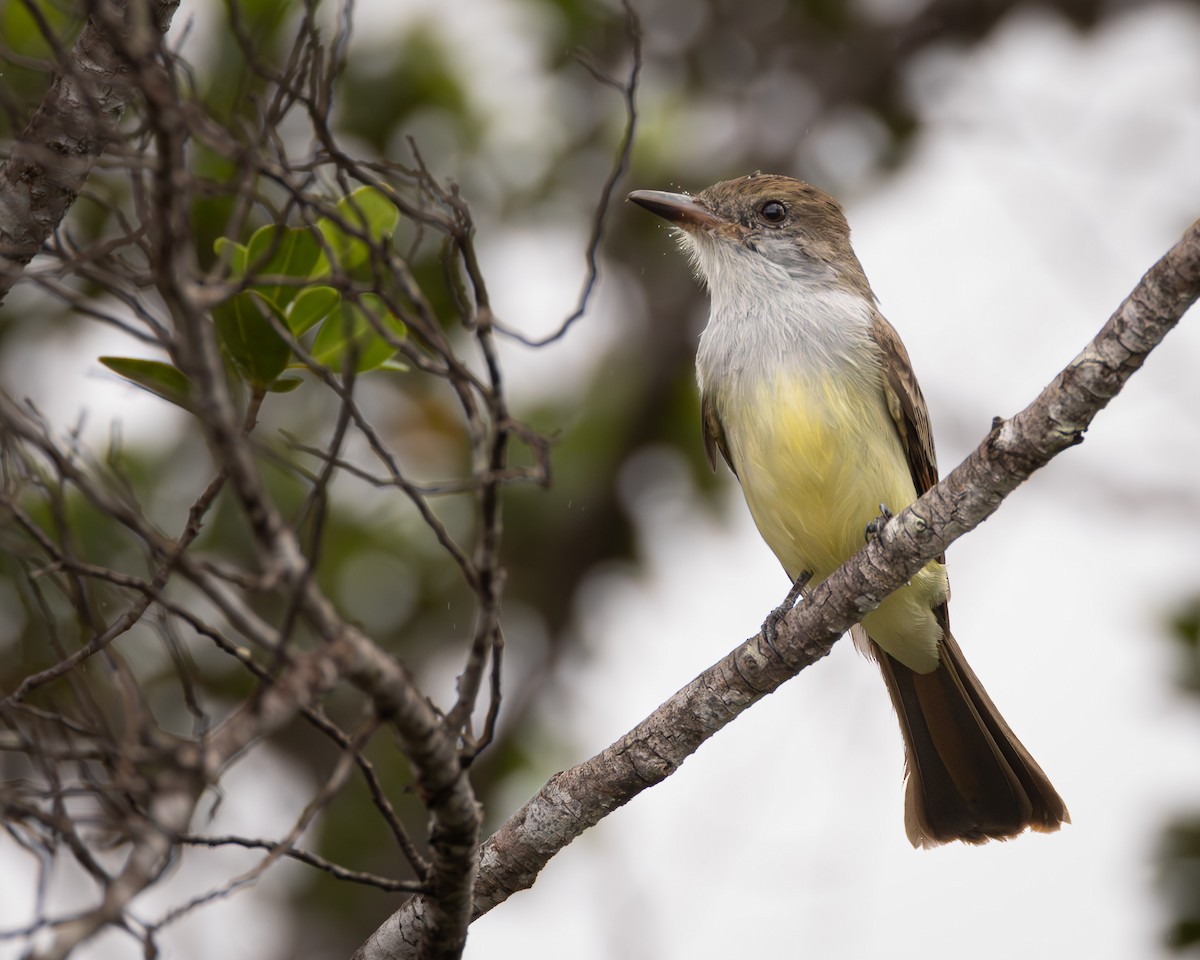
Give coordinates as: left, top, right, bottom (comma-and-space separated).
717, 367, 916, 582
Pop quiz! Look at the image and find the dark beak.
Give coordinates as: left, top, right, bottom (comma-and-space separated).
627, 189, 722, 231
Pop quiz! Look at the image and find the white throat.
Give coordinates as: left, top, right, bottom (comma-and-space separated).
684, 232, 880, 395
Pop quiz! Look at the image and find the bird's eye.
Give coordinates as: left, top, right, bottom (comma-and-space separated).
758, 200, 787, 225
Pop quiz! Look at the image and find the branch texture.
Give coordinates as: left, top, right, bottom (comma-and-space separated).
0, 0, 179, 306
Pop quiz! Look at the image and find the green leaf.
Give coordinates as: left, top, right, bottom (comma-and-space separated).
286, 285, 340, 335
214, 237, 248, 279
212, 290, 292, 388
311, 294, 407, 373
246, 225, 322, 309
268, 376, 304, 393
313, 186, 400, 275
99, 357, 192, 410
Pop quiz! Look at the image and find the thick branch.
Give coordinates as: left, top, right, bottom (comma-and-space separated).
0, 0, 180, 306
354, 218, 1200, 959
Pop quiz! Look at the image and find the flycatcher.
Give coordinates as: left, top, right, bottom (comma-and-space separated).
628, 173, 1068, 847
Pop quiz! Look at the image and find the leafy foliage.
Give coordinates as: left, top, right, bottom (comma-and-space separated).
104, 187, 407, 402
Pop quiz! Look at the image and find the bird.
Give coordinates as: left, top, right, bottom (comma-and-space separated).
628, 172, 1068, 847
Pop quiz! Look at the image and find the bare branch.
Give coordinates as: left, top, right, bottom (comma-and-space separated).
177, 833, 424, 893
2, 3, 518, 953
0, 0, 180, 306
494, 0, 641, 348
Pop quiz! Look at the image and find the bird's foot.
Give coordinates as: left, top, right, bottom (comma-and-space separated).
761, 571, 813, 661
864, 503, 893, 542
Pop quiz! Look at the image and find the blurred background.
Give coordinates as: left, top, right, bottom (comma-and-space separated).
1, 0, 1199, 957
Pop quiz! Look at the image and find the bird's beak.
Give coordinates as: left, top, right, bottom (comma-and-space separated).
627, 190, 723, 232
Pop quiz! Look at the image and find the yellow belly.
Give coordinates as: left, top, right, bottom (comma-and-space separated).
722, 371, 948, 673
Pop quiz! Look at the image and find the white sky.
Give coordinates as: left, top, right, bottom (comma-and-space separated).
3, 3, 1200, 959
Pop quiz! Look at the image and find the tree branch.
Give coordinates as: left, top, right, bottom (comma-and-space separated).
127, 36, 485, 955
0, 0, 180, 307
354, 218, 1200, 959
4, 7, 491, 954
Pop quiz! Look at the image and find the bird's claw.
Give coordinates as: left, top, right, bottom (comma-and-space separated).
761, 571, 812, 661
864, 503, 893, 541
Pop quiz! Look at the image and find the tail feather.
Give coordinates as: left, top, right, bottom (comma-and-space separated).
869, 613, 1069, 848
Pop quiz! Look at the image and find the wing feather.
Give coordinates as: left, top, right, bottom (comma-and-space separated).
701, 390, 735, 476
870, 311, 937, 496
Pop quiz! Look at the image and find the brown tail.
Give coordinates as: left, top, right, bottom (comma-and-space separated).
873, 619, 1069, 848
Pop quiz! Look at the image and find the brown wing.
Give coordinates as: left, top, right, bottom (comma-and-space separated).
870, 310, 948, 603
870, 311, 938, 496
701, 390, 735, 476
